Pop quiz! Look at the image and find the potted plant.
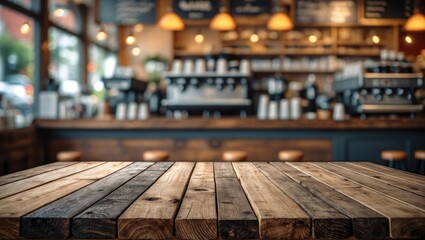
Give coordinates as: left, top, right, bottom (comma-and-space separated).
142, 55, 168, 114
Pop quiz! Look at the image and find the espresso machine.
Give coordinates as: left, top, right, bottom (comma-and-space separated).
162, 73, 252, 118
333, 63, 423, 118
102, 77, 147, 114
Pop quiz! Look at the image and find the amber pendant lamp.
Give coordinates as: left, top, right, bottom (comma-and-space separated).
158, 0, 185, 31
404, 0, 425, 31
267, 0, 293, 31
210, 0, 236, 31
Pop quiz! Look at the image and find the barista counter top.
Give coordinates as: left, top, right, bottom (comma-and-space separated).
35, 117, 425, 130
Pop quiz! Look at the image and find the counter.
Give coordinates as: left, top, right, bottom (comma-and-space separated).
36, 117, 425, 172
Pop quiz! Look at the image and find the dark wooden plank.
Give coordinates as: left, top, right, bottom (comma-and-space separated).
255, 162, 351, 239
215, 176, 258, 239
0, 162, 77, 186
289, 162, 425, 239
214, 162, 237, 178
271, 162, 389, 239
176, 163, 217, 239
21, 162, 152, 238
72, 162, 172, 239
118, 162, 195, 239
0, 162, 129, 239
232, 162, 310, 239
318, 163, 425, 211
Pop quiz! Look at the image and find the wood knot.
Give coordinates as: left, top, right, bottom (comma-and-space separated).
193, 188, 208, 192
170, 199, 180, 204
146, 197, 160, 201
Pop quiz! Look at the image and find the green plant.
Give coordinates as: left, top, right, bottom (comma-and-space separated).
142, 54, 167, 85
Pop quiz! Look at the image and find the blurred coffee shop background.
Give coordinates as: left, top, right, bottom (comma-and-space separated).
0, 0, 424, 174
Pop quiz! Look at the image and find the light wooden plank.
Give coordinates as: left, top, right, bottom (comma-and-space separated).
118, 162, 195, 239
0, 162, 77, 186
255, 162, 351, 239
272, 162, 389, 239
320, 163, 425, 211
72, 162, 173, 239
0, 162, 130, 239
232, 162, 310, 239
175, 163, 217, 239
21, 162, 153, 239
289, 162, 425, 238
358, 162, 425, 186
214, 162, 237, 178
0, 162, 104, 199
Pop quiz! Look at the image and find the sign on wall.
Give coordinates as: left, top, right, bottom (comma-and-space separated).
173, 0, 219, 20
99, 0, 156, 25
295, 0, 358, 25
229, 0, 272, 16
363, 0, 413, 19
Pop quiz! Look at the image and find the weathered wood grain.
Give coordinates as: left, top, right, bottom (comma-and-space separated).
272, 162, 389, 239
118, 162, 195, 239
215, 175, 258, 239
214, 162, 237, 178
319, 162, 425, 211
232, 162, 310, 239
289, 162, 425, 239
0, 162, 103, 199
0, 161, 76, 186
0, 162, 129, 239
21, 162, 152, 238
175, 163, 217, 239
72, 162, 173, 239
255, 162, 351, 239
358, 162, 425, 185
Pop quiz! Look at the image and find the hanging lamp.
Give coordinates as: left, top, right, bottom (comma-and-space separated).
267, 0, 293, 31
158, 0, 185, 31
404, 0, 425, 31
210, 0, 236, 31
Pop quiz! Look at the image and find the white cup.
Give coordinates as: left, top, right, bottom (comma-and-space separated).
115, 103, 127, 120
268, 101, 278, 120
240, 59, 251, 74
257, 94, 269, 120
333, 103, 346, 121
183, 59, 194, 74
172, 59, 183, 74
195, 58, 206, 73
138, 103, 149, 120
290, 97, 302, 120
216, 58, 228, 74
279, 99, 290, 120
127, 102, 138, 120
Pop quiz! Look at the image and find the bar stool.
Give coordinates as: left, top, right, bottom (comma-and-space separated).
278, 150, 304, 162
222, 150, 248, 161
143, 150, 170, 161
415, 150, 425, 174
381, 150, 407, 170
57, 151, 82, 161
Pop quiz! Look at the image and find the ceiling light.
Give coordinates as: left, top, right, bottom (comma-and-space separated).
20, 21, 31, 35
126, 32, 136, 45
132, 47, 141, 56
96, 26, 107, 41
372, 35, 380, 44
158, 2, 185, 31
210, 7, 236, 31
308, 35, 318, 43
53, 8, 66, 17
250, 33, 259, 43
404, 11, 425, 31
195, 31, 204, 43
405, 35, 413, 44
267, 1, 293, 31
134, 24, 144, 33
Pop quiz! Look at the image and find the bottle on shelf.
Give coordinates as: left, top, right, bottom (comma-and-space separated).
379, 49, 390, 73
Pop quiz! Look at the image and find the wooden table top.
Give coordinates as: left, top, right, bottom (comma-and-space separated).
0, 161, 424, 239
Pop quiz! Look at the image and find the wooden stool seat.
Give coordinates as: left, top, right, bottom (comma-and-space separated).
143, 150, 170, 161
415, 150, 425, 160
57, 151, 82, 161
381, 150, 407, 161
222, 151, 248, 161
278, 150, 304, 161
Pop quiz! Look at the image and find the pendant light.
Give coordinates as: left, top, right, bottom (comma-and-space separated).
20, 21, 31, 35
267, 0, 293, 31
210, 0, 236, 31
96, 25, 107, 41
404, 0, 425, 31
194, 29, 204, 43
125, 31, 136, 45
158, 0, 185, 31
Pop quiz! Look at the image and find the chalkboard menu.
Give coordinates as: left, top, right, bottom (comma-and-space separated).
173, 0, 219, 20
99, 0, 156, 25
363, 0, 413, 19
295, 0, 358, 25
230, 0, 272, 16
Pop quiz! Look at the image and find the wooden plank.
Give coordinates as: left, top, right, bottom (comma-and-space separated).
175, 163, 217, 239
215, 175, 258, 239
0, 162, 104, 199
319, 163, 425, 211
118, 162, 195, 239
336, 162, 425, 197
0, 162, 129, 239
254, 162, 351, 239
289, 162, 425, 239
272, 162, 389, 239
21, 162, 153, 238
354, 162, 425, 186
0, 162, 77, 186
214, 162, 237, 178
232, 162, 310, 239
72, 162, 173, 239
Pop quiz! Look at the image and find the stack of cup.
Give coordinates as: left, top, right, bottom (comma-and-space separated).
138, 103, 149, 120
257, 94, 269, 120
333, 103, 346, 121
268, 101, 278, 120
279, 99, 290, 120
290, 97, 302, 120
127, 102, 138, 120
171, 59, 183, 74
216, 58, 228, 74
115, 103, 127, 120
195, 58, 206, 74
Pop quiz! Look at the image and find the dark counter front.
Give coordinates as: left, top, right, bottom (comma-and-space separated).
36, 117, 425, 172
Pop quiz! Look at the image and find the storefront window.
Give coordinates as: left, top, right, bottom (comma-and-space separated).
88, 44, 117, 100
49, 0, 80, 33
0, 5, 35, 118
49, 27, 81, 84
6, 0, 39, 12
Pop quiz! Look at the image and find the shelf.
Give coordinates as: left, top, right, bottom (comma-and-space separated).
337, 41, 385, 46
252, 69, 338, 74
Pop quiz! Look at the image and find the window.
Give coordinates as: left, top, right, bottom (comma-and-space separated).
0, 5, 35, 118
6, 0, 40, 12
49, 0, 80, 33
88, 44, 117, 100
